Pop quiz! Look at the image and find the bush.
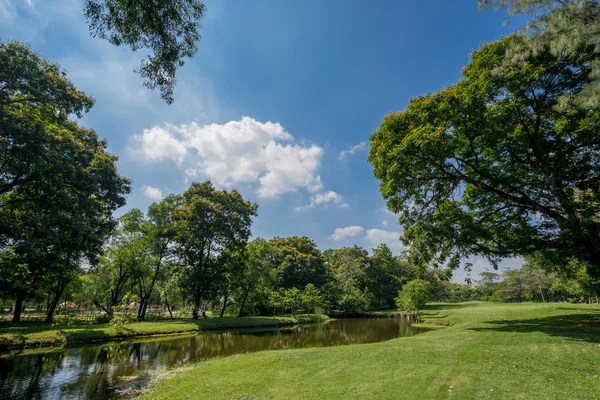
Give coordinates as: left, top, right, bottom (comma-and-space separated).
108, 313, 136, 328
95, 314, 113, 324
52, 313, 75, 327
395, 279, 432, 316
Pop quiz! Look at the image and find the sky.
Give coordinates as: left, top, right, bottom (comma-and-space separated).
1, 0, 525, 282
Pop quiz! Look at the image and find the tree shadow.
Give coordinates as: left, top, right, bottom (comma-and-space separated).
469, 312, 600, 344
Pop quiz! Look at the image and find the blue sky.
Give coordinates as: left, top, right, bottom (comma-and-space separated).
1, 0, 524, 281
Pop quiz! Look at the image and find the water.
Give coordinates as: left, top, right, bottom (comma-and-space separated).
0, 318, 427, 399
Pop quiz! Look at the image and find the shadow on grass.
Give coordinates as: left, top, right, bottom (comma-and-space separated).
470, 312, 600, 344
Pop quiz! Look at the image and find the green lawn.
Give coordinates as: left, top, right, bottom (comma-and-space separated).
0, 314, 326, 350
144, 302, 600, 400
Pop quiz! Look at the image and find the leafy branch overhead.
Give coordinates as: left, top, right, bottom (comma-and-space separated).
479, 0, 600, 109
369, 35, 600, 277
84, 0, 206, 104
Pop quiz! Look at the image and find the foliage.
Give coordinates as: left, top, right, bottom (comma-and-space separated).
479, 0, 600, 109
301, 284, 324, 313
369, 35, 600, 278
395, 279, 431, 315
268, 236, 327, 290
324, 245, 371, 312
173, 181, 258, 318
52, 313, 76, 328
368, 244, 409, 308
108, 312, 137, 328
0, 41, 130, 322
84, 0, 206, 103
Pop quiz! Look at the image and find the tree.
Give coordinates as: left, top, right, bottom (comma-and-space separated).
281, 287, 302, 316
479, 0, 600, 109
135, 195, 180, 320
235, 238, 274, 317
367, 244, 407, 308
268, 236, 328, 290
0, 42, 130, 322
301, 284, 324, 314
84, 0, 206, 103
173, 181, 257, 319
88, 212, 147, 317
324, 246, 371, 312
395, 279, 431, 316
369, 35, 600, 278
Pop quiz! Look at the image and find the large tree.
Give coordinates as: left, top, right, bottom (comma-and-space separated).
84, 0, 206, 103
173, 181, 257, 319
479, 0, 600, 109
0, 41, 130, 322
369, 36, 600, 278
268, 236, 328, 291
324, 246, 372, 312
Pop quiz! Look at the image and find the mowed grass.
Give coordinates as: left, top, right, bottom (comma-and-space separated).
144, 302, 600, 400
0, 314, 326, 350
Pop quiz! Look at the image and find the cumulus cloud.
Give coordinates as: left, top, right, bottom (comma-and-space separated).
142, 185, 164, 201
134, 125, 188, 165
330, 226, 365, 241
295, 190, 349, 212
130, 117, 324, 198
364, 228, 402, 253
382, 220, 389, 227
337, 141, 367, 160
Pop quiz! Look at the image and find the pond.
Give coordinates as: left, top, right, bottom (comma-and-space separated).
0, 318, 427, 399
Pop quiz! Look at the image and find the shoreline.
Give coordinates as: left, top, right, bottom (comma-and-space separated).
0, 314, 330, 352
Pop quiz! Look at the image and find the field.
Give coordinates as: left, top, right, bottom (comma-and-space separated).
144, 302, 600, 400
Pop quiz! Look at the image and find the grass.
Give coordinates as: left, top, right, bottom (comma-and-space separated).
143, 302, 600, 400
0, 314, 327, 350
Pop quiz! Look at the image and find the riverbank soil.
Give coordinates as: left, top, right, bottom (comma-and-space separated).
144, 302, 600, 400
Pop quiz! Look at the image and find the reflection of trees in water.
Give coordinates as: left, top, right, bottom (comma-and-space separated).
0, 318, 423, 399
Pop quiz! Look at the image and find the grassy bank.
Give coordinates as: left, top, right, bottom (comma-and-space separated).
0, 314, 327, 350
144, 302, 600, 400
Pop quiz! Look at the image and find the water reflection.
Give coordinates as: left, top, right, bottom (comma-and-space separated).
0, 318, 426, 400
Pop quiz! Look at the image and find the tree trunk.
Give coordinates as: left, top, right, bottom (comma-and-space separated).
12, 293, 24, 323
139, 301, 149, 321
138, 261, 162, 321
192, 295, 201, 319
237, 285, 251, 318
163, 289, 173, 319
45, 278, 69, 323
219, 296, 228, 318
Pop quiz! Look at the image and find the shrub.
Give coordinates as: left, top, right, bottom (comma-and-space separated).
395, 279, 432, 316
108, 313, 136, 328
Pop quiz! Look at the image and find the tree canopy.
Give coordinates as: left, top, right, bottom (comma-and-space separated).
369, 35, 600, 277
0, 41, 131, 322
479, 0, 600, 109
84, 0, 206, 104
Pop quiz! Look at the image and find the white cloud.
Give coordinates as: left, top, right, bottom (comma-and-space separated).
130, 117, 324, 198
142, 185, 163, 201
337, 141, 367, 160
134, 125, 188, 165
295, 190, 349, 212
382, 220, 389, 227
330, 226, 365, 241
364, 228, 403, 253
